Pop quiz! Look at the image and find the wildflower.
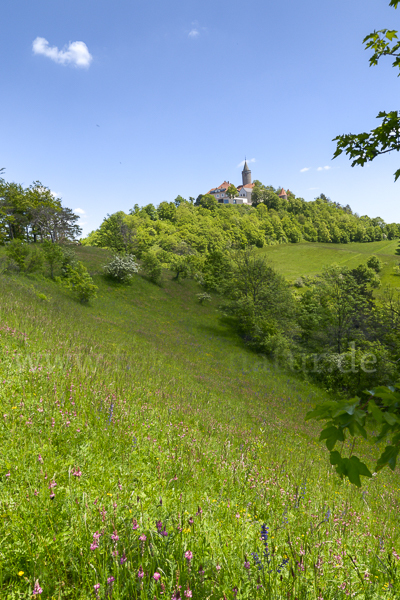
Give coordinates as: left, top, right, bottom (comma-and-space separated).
50, 492, 55, 499
111, 529, 119, 542
188, 517, 194, 525
5, 472, 10, 477
18, 571, 24, 576
32, 579, 43, 595
138, 565, 144, 579
153, 572, 161, 581
244, 560, 250, 570
120, 552, 127, 564
196, 506, 203, 516
132, 518, 139, 530
38, 454, 43, 463
94, 583, 100, 598
185, 551, 193, 562
139, 534, 147, 542
73, 468, 82, 477
393, 549, 400, 561
233, 587, 238, 597
216, 564, 221, 571
107, 576, 115, 586
161, 525, 168, 537
156, 520, 163, 532
184, 589, 192, 598
34, 490, 38, 496
235, 513, 240, 519
48, 480, 57, 489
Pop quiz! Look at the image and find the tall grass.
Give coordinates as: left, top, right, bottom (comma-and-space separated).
0, 247, 399, 599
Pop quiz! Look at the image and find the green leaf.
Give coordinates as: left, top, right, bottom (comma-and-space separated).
319, 425, 345, 451
383, 412, 398, 426
368, 400, 383, 423
376, 445, 399, 472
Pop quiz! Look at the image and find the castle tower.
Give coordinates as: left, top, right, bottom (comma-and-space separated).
242, 159, 252, 186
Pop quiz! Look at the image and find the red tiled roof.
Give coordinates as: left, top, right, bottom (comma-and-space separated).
207, 181, 233, 194
278, 188, 287, 197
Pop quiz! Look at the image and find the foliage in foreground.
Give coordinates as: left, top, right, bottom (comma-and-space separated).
306, 384, 400, 487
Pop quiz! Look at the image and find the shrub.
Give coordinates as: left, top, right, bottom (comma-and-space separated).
196, 292, 212, 304
60, 247, 78, 277
42, 240, 64, 278
366, 255, 383, 273
5, 239, 30, 270
393, 264, 400, 276
103, 254, 139, 282
61, 261, 98, 303
141, 251, 162, 283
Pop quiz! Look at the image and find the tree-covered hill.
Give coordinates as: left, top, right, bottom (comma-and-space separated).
82, 187, 400, 255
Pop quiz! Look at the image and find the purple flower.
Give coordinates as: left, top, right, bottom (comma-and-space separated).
90, 542, 99, 551
156, 520, 163, 532
153, 572, 161, 581
139, 534, 147, 542
185, 551, 193, 562
32, 580, 43, 595
94, 583, 100, 597
132, 518, 138, 530
138, 565, 144, 579
120, 553, 127, 564
107, 576, 115, 586
38, 454, 43, 463
244, 561, 250, 569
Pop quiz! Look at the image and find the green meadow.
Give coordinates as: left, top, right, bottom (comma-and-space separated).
261, 240, 400, 289
1, 244, 400, 600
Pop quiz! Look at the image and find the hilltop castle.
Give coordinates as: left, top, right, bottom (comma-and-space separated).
207, 161, 288, 205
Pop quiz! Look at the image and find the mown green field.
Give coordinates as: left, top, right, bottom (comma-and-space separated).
1, 245, 400, 600
261, 240, 400, 289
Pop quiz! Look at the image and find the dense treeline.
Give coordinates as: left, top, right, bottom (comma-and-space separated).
82, 185, 400, 254
0, 176, 81, 243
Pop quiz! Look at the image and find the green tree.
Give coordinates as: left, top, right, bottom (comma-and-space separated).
226, 184, 238, 201
141, 250, 163, 283
333, 1, 400, 180
62, 261, 98, 303
42, 239, 64, 279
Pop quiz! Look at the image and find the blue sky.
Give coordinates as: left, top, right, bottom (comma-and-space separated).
1, 0, 399, 235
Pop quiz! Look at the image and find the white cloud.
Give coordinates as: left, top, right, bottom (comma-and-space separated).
32, 37, 93, 68
300, 167, 309, 173
317, 166, 331, 171
237, 158, 256, 168
74, 208, 85, 215
188, 29, 200, 38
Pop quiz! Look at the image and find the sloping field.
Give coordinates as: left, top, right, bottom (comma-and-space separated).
261, 240, 399, 288
0, 246, 399, 599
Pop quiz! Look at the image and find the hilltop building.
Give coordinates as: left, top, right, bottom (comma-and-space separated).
208, 160, 255, 205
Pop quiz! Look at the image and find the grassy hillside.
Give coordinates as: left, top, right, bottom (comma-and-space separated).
261, 240, 400, 288
1, 246, 399, 600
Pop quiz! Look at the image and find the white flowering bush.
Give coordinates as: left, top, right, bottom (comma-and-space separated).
103, 254, 140, 282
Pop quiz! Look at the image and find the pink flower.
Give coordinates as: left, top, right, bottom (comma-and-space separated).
216, 564, 221, 571
185, 551, 193, 562
32, 579, 43, 595
111, 530, 119, 542
107, 576, 115, 586
132, 518, 139, 530
235, 513, 240, 519
139, 534, 147, 542
73, 468, 82, 477
5, 473, 10, 477
153, 572, 161, 581
184, 589, 192, 598
38, 454, 43, 463
138, 565, 144, 579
